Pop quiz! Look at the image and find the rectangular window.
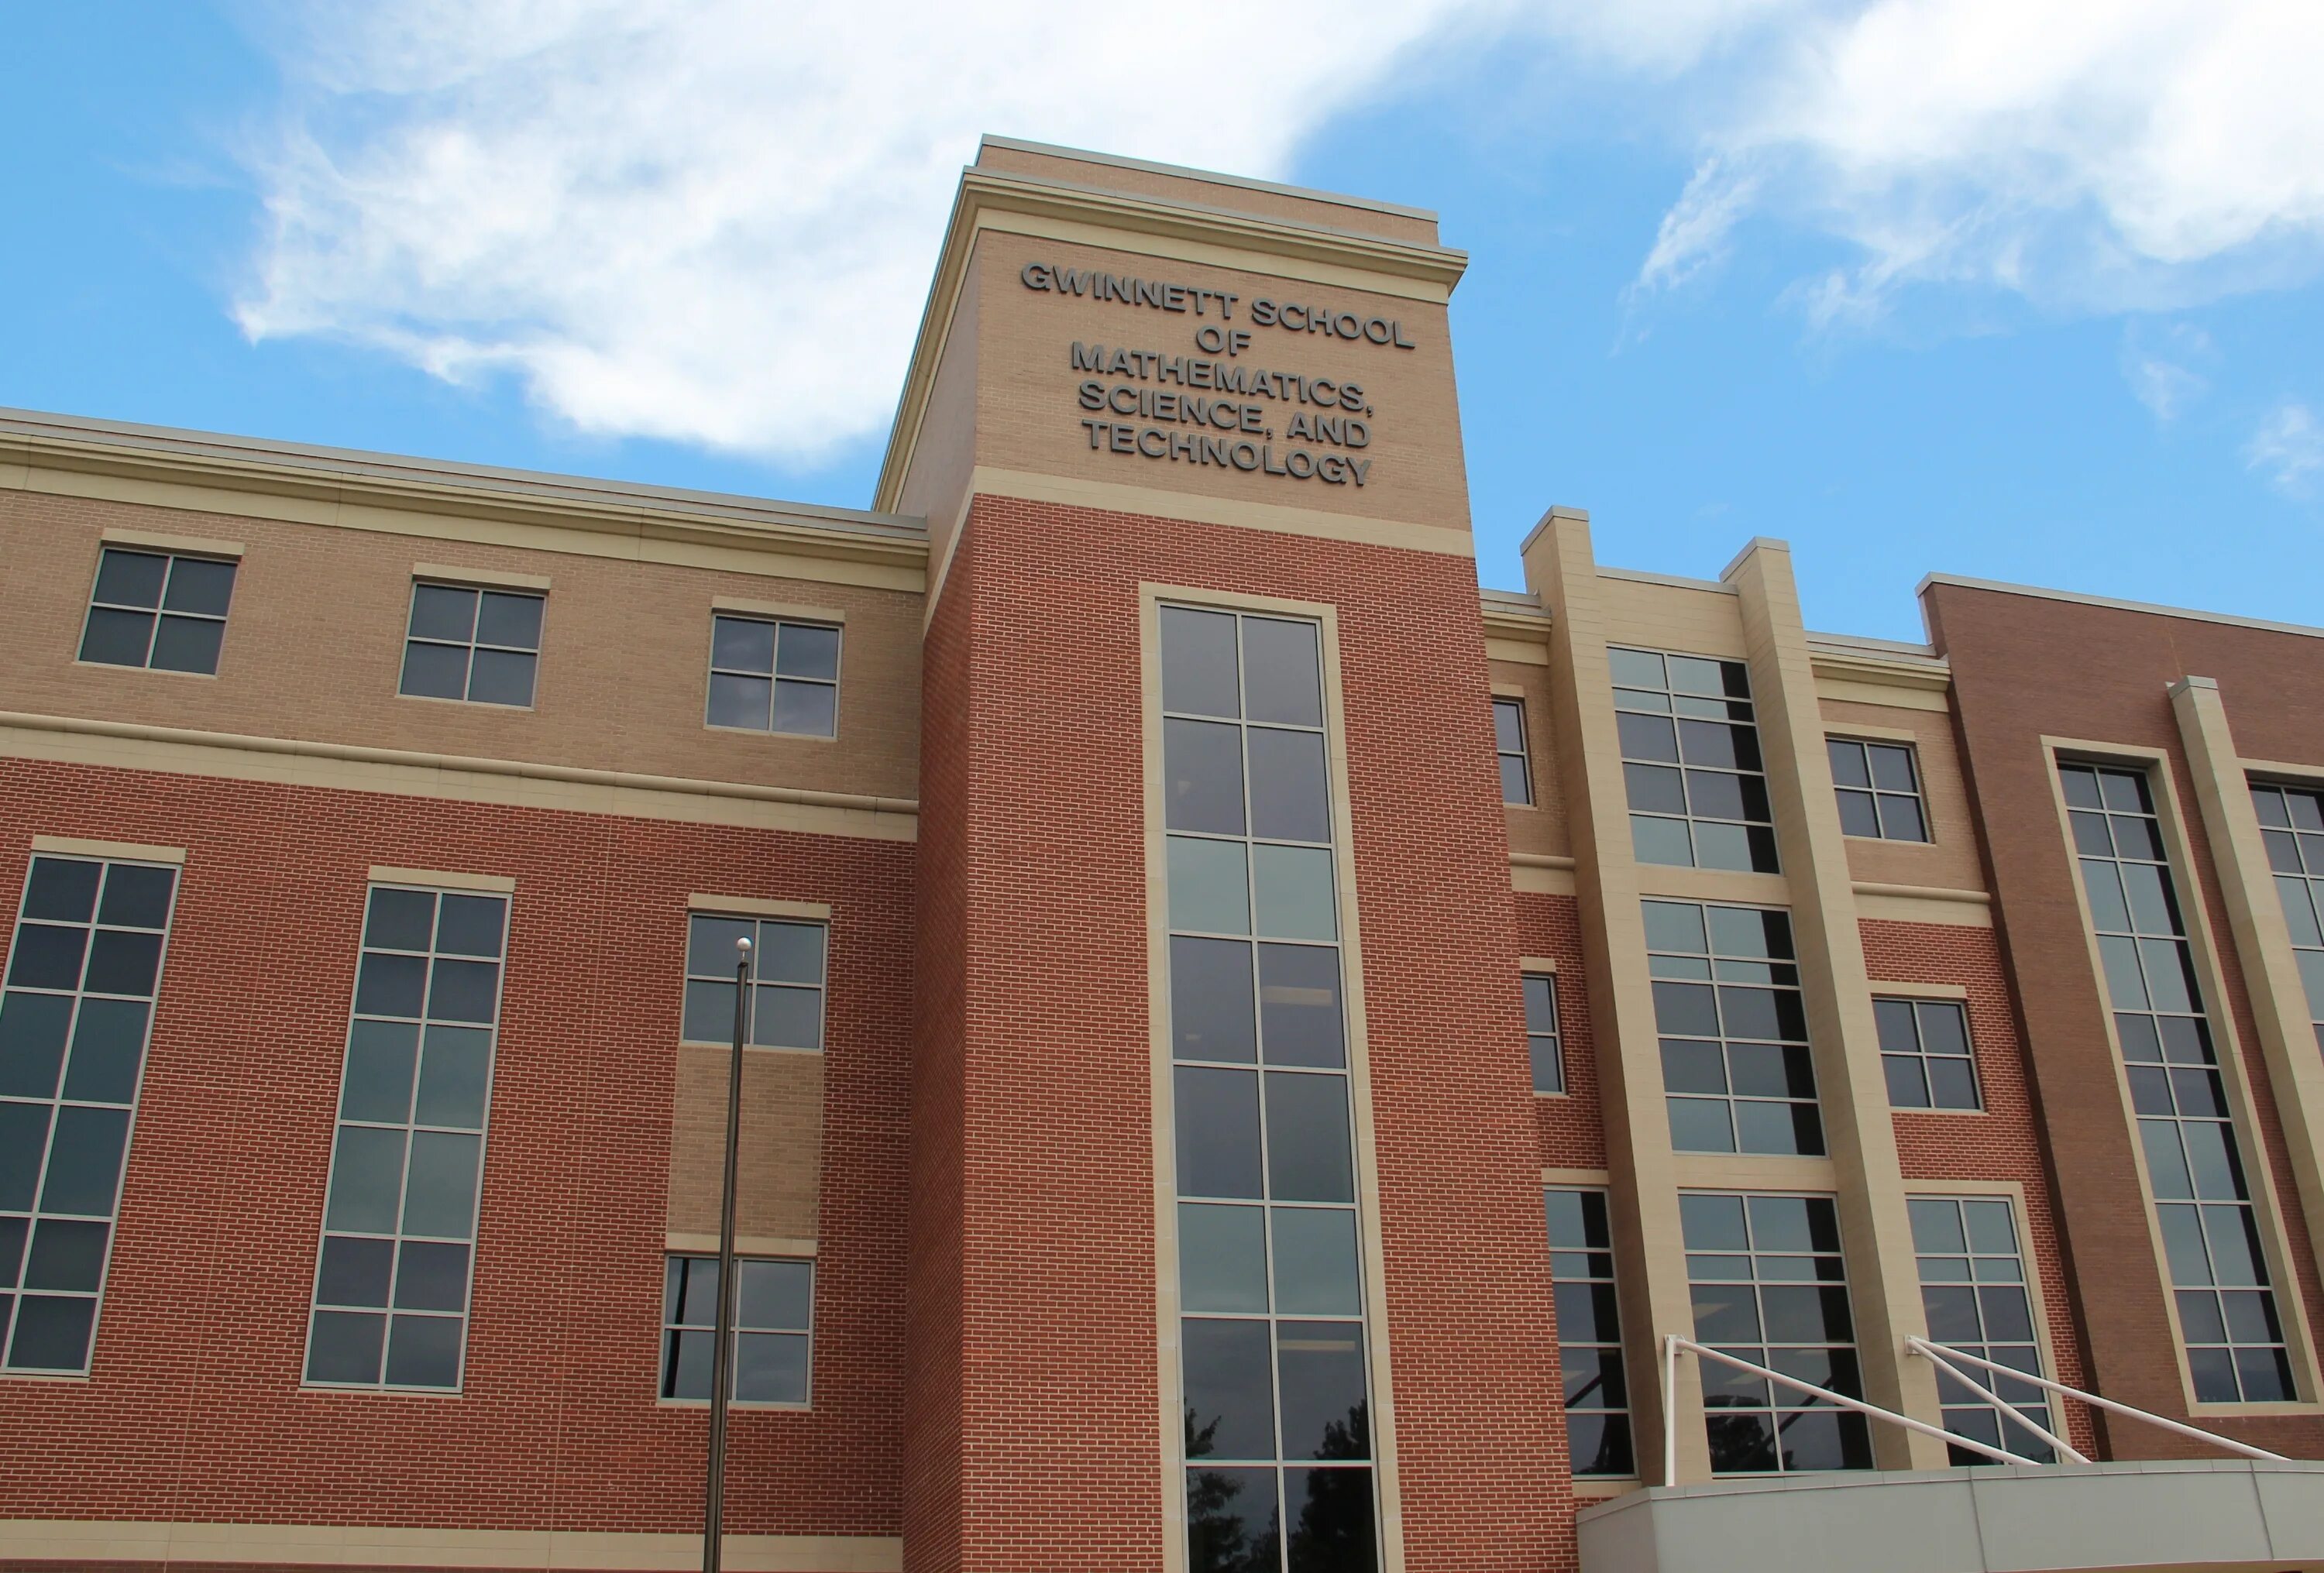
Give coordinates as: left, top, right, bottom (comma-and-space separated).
1909, 1195, 2055, 1463
1160, 604, 1377, 1573
1681, 1192, 1870, 1475
2063, 762, 2295, 1403
304, 884, 507, 1391
1493, 697, 1533, 805
2250, 782, 2324, 1055
1611, 647, 1778, 873
1545, 1188, 1632, 1476
1829, 737, 1929, 842
680, 914, 827, 1049
1877, 996, 1980, 1111
1525, 974, 1563, 1094
706, 615, 841, 737
660, 1255, 813, 1405
1645, 901, 1822, 1156
78, 548, 237, 675
399, 582, 544, 707
0, 854, 177, 1373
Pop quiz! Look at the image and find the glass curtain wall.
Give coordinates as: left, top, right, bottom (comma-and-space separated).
1160, 604, 1377, 1573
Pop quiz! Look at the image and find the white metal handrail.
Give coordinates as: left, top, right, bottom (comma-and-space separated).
1905, 1337, 2287, 1464
1662, 1335, 2029, 1484
1656, 1333, 2289, 1486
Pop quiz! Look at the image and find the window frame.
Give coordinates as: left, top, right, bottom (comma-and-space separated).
1827, 735, 1931, 843
1545, 1186, 1635, 1479
0, 851, 180, 1377
658, 1252, 816, 1410
1610, 645, 1780, 874
678, 912, 830, 1053
396, 579, 547, 710
1645, 899, 1824, 1157
703, 613, 843, 740
1523, 969, 1564, 1095
300, 881, 511, 1395
1493, 694, 1535, 808
76, 546, 239, 678
1905, 1187, 2063, 1464
1874, 989, 1983, 1113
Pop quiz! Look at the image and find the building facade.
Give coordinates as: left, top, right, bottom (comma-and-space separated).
5, 139, 2324, 1573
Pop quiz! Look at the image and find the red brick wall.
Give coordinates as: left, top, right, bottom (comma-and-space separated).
0, 758, 909, 1539
1868, 917, 2096, 1458
913, 493, 1570, 1573
1514, 893, 1605, 1173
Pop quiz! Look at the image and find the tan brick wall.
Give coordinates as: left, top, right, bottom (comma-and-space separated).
0, 490, 923, 799
1823, 695, 1986, 892
1492, 655, 1571, 860
665, 1048, 823, 1242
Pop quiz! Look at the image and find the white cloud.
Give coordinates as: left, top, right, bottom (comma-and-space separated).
233, 0, 2324, 462
1627, 0, 2324, 318
2119, 321, 2215, 421
233, 0, 1486, 466
2247, 402, 2324, 495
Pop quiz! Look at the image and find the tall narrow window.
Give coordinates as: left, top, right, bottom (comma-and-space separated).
660, 1255, 813, 1405
1160, 604, 1377, 1573
2251, 782, 2324, 1056
2064, 762, 2294, 1402
1829, 738, 1929, 842
305, 884, 507, 1391
680, 913, 826, 1050
1611, 647, 1777, 873
1908, 1196, 2054, 1463
1877, 996, 1980, 1111
1645, 902, 1821, 1156
400, 583, 544, 707
78, 548, 237, 675
1493, 697, 1533, 805
706, 615, 841, 738
1525, 974, 1563, 1094
1545, 1188, 1632, 1476
1681, 1192, 1869, 1475
0, 854, 177, 1373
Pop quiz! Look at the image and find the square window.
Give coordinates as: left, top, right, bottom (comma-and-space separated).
661, 1253, 813, 1404
400, 582, 542, 708
78, 548, 237, 675
1828, 738, 1930, 842
683, 912, 827, 1050
706, 615, 840, 737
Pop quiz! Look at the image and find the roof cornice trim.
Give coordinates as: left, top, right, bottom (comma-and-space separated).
1920, 572, 2324, 644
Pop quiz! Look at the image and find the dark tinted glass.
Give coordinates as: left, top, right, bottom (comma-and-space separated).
1162, 607, 1240, 718
1257, 945, 1342, 1068
776, 623, 841, 680
162, 557, 236, 616
24, 1218, 108, 1292
1247, 727, 1330, 843
708, 672, 772, 728
98, 865, 174, 929
1167, 719, 1247, 835
384, 1313, 462, 1387
476, 592, 543, 649
1183, 1317, 1274, 1461
0, 993, 73, 1099
1277, 1321, 1369, 1460
1284, 1467, 1374, 1573
317, 1235, 394, 1307
93, 550, 167, 606
407, 585, 476, 641
1172, 937, 1257, 1063
63, 998, 148, 1103
307, 1310, 385, 1383
41, 1106, 130, 1214
26, 860, 101, 923
713, 616, 776, 671
1265, 1073, 1354, 1203
774, 679, 837, 736
466, 648, 536, 706
1188, 1468, 1280, 1573
1242, 618, 1322, 727
366, 888, 437, 951
150, 616, 225, 674
1175, 1066, 1263, 1199
435, 895, 507, 959
400, 641, 469, 699
78, 608, 154, 666
9, 1296, 96, 1371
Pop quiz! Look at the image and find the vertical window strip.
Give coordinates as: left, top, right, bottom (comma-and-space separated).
1545, 1188, 1633, 1476
706, 615, 842, 738
1876, 996, 1982, 1111
1908, 1195, 2055, 1463
660, 1255, 814, 1405
1493, 697, 1533, 805
1680, 1192, 1871, 1475
0, 855, 177, 1373
1525, 974, 1564, 1094
1610, 647, 1779, 873
2251, 783, 2324, 1056
304, 884, 508, 1392
680, 914, 827, 1050
398, 582, 545, 708
2062, 762, 2295, 1403
1160, 604, 1378, 1573
78, 548, 237, 675
1828, 738, 1930, 843
1645, 901, 1824, 1156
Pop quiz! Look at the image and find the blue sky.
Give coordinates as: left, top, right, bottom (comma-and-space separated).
5, 2, 2321, 642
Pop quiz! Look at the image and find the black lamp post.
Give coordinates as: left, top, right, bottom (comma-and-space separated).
703, 935, 751, 1573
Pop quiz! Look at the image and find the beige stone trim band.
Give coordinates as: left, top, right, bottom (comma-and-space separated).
1853, 881, 1993, 927
1542, 1166, 1613, 1187
1511, 863, 1576, 895
370, 867, 517, 895
1866, 978, 1970, 1001
101, 526, 246, 558
1518, 955, 1559, 974
0, 712, 917, 843
711, 597, 846, 624
30, 835, 185, 865
686, 894, 832, 921
665, 1232, 816, 1258
969, 466, 1473, 559
414, 562, 553, 592
1483, 637, 1551, 667
0, 1520, 899, 1572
